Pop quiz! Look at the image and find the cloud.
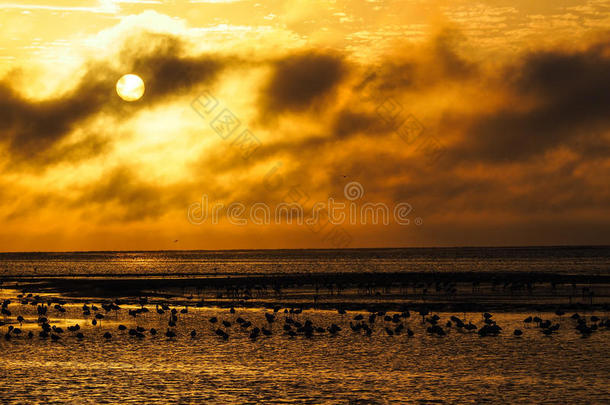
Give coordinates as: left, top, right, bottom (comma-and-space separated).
355, 29, 477, 97
123, 33, 228, 102
259, 51, 348, 117
0, 32, 230, 166
331, 108, 393, 139
0, 72, 114, 160
186, 31, 610, 241
21, 133, 110, 169
451, 38, 610, 163
3, 23, 610, 248
74, 166, 163, 221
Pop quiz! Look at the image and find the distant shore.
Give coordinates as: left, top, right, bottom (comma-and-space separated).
3, 271, 609, 312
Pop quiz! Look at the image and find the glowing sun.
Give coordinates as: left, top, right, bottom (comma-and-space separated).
116, 74, 145, 101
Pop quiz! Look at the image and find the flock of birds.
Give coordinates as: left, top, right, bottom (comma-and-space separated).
1, 293, 609, 343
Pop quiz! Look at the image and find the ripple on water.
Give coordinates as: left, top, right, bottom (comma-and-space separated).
1, 306, 609, 404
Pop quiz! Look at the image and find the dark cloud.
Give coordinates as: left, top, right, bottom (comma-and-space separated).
321, 148, 610, 222
0, 32, 229, 166
331, 108, 394, 139
0, 74, 114, 160
75, 166, 172, 222
260, 51, 347, 117
431, 29, 475, 79
23, 133, 110, 169
452, 38, 610, 162
125, 33, 227, 102
72, 164, 253, 223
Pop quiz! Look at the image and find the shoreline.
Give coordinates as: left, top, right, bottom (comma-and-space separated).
3, 271, 609, 313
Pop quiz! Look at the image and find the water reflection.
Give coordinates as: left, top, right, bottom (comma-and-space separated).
1, 295, 609, 404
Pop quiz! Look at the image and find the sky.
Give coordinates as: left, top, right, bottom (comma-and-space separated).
0, 0, 609, 251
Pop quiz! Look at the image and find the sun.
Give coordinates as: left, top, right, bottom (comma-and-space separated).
116, 74, 145, 101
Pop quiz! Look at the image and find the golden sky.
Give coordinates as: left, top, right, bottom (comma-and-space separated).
1, 0, 609, 251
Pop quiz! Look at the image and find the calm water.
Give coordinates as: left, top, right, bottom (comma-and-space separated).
1, 246, 610, 276
1, 303, 609, 404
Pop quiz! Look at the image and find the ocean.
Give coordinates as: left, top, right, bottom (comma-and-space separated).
1, 246, 609, 276
1, 246, 609, 404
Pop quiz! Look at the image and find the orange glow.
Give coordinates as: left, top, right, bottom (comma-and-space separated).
0, 1, 609, 251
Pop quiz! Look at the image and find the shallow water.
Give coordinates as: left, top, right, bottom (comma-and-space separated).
1, 302, 609, 404
2, 248, 609, 403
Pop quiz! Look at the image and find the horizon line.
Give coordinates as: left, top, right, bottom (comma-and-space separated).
1, 244, 609, 255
